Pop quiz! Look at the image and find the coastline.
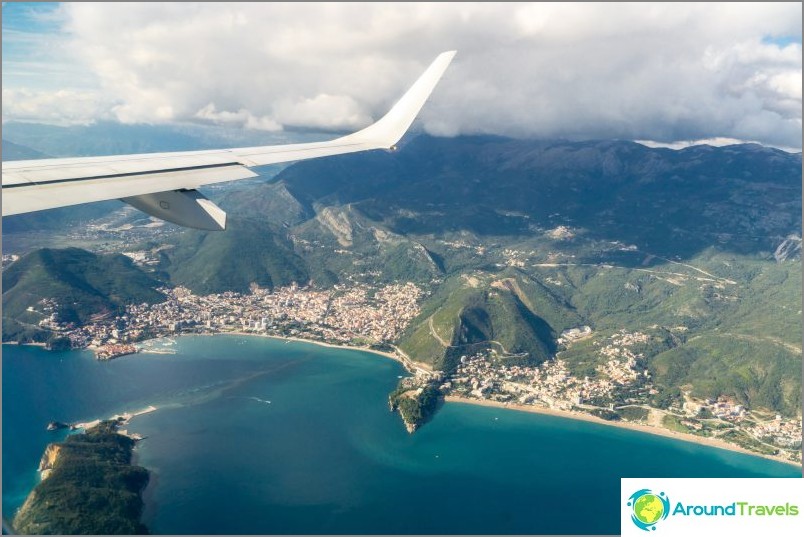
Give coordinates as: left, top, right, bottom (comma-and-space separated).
445, 396, 802, 469
189, 331, 432, 376
35, 331, 801, 469
139, 333, 801, 467
14, 421, 150, 534
163, 332, 801, 468
6, 326, 793, 533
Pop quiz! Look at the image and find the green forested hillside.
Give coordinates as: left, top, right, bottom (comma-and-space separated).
164, 217, 309, 294
2, 248, 165, 343
650, 335, 801, 416
12, 422, 149, 535
399, 271, 583, 371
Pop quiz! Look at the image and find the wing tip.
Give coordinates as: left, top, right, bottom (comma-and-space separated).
341, 50, 457, 149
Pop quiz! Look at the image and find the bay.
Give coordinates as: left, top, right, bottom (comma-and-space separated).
2, 335, 798, 534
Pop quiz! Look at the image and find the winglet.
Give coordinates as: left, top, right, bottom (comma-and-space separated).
339, 50, 456, 148
1, 52, 457, 223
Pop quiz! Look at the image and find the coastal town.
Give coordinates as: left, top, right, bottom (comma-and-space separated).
41, 282, 424, 353
20, 282, 803, 464
439, 329, 802, 464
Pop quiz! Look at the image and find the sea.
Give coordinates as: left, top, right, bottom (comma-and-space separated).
2, 335, 799, 535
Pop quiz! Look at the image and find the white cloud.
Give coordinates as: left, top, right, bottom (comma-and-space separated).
195, 103, 282, 132
2, 88, 113, 126
635, 137, 800, 153
2, 2, 801, 149
636, 138, 749, 150
273, 94, 373, 131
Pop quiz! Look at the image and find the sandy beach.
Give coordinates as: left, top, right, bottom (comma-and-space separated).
204, 331, 433, 375
445, 395, 802, 469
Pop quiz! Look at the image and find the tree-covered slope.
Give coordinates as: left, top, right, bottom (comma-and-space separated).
276, 136, 801, 260
400, 271, 583, 371
3, 248, 165, 343
164, 217, 309, 294
13, 422, 149, 535
650, 335, 801, 416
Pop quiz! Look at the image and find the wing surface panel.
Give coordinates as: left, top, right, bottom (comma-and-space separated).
2, 51, 456, 223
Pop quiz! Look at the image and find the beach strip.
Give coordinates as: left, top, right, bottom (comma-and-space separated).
201, 331, 433, 375
445, 395, 801, 468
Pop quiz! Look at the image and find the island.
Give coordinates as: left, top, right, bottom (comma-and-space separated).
13, 420, 150, 535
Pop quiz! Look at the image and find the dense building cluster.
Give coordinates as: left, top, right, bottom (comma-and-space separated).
437, 329, 801, 462
448, 352, 637, 411
55, 283, 423, 349
447, 330, 651, 410
749, 417, 803, 449
95, 344, 137, 361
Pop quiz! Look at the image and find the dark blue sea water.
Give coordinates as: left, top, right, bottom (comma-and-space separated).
3, 335, 799, 534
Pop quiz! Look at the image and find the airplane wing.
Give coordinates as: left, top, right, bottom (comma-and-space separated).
1, 51, 456, 230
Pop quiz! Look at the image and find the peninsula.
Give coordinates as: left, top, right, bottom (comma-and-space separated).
388, 380, 443, 433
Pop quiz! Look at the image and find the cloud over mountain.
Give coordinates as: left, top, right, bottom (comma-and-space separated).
3, 3, 801, 149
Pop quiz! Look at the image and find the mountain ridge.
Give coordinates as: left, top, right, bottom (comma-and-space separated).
3, 134, 800, 417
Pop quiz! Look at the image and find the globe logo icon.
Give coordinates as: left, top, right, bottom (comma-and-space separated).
634, 494, 663, 524
627, 489, 670, 531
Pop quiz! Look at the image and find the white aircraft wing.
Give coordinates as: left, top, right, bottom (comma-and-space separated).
1, 51, 456, 230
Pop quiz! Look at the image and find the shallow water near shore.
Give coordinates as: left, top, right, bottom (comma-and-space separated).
3, 335, 799, 534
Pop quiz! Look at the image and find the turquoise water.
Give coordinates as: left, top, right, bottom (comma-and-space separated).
3, 335, 799, 534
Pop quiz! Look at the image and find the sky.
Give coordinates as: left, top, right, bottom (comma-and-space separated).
2, 2, 802, 150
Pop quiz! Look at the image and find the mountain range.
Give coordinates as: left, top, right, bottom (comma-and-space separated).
2, 132, 801, 415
